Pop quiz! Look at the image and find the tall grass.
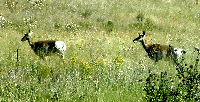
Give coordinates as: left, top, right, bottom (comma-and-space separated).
0, 0, 200, 101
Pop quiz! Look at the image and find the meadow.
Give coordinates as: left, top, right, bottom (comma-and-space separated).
0, 0, 200, 101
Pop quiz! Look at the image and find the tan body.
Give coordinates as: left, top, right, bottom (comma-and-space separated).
133, 31, 185, 63
21, 30, 66, 59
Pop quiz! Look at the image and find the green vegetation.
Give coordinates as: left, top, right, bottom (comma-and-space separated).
0, 0, 200, 101
144, 52, 200, 101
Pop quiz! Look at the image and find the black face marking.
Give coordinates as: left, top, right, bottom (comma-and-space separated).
133, 34, 145, 42
21, 33, 29, 41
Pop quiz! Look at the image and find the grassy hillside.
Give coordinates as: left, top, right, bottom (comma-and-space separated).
0, 0, 200, 101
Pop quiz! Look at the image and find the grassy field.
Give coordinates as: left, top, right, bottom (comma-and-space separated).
0, 0, 200, 101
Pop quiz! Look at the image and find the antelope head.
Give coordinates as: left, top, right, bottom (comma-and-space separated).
133, 31, 145, 43
21, 29, 33, 41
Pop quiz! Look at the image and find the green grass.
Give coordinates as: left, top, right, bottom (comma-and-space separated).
0, 0, 200, 101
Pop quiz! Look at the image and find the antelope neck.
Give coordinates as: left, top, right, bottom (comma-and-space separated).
27, 37, 35, 48
141, 39, 150, 51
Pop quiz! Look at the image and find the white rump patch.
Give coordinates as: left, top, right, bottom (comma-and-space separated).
174, 48, 186, 58
55, 41, 66, 54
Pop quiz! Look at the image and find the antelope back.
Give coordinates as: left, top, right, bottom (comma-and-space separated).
149, 44, 174, 53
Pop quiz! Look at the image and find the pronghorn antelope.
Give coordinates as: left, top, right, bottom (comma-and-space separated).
21, 29, 66, 59
133, 31, 186, 63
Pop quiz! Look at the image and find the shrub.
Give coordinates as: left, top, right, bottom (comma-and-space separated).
144, 50, 200, 101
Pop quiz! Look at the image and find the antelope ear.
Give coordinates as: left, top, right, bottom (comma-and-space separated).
138, 32, 141, 36
142, 31, 145, 35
